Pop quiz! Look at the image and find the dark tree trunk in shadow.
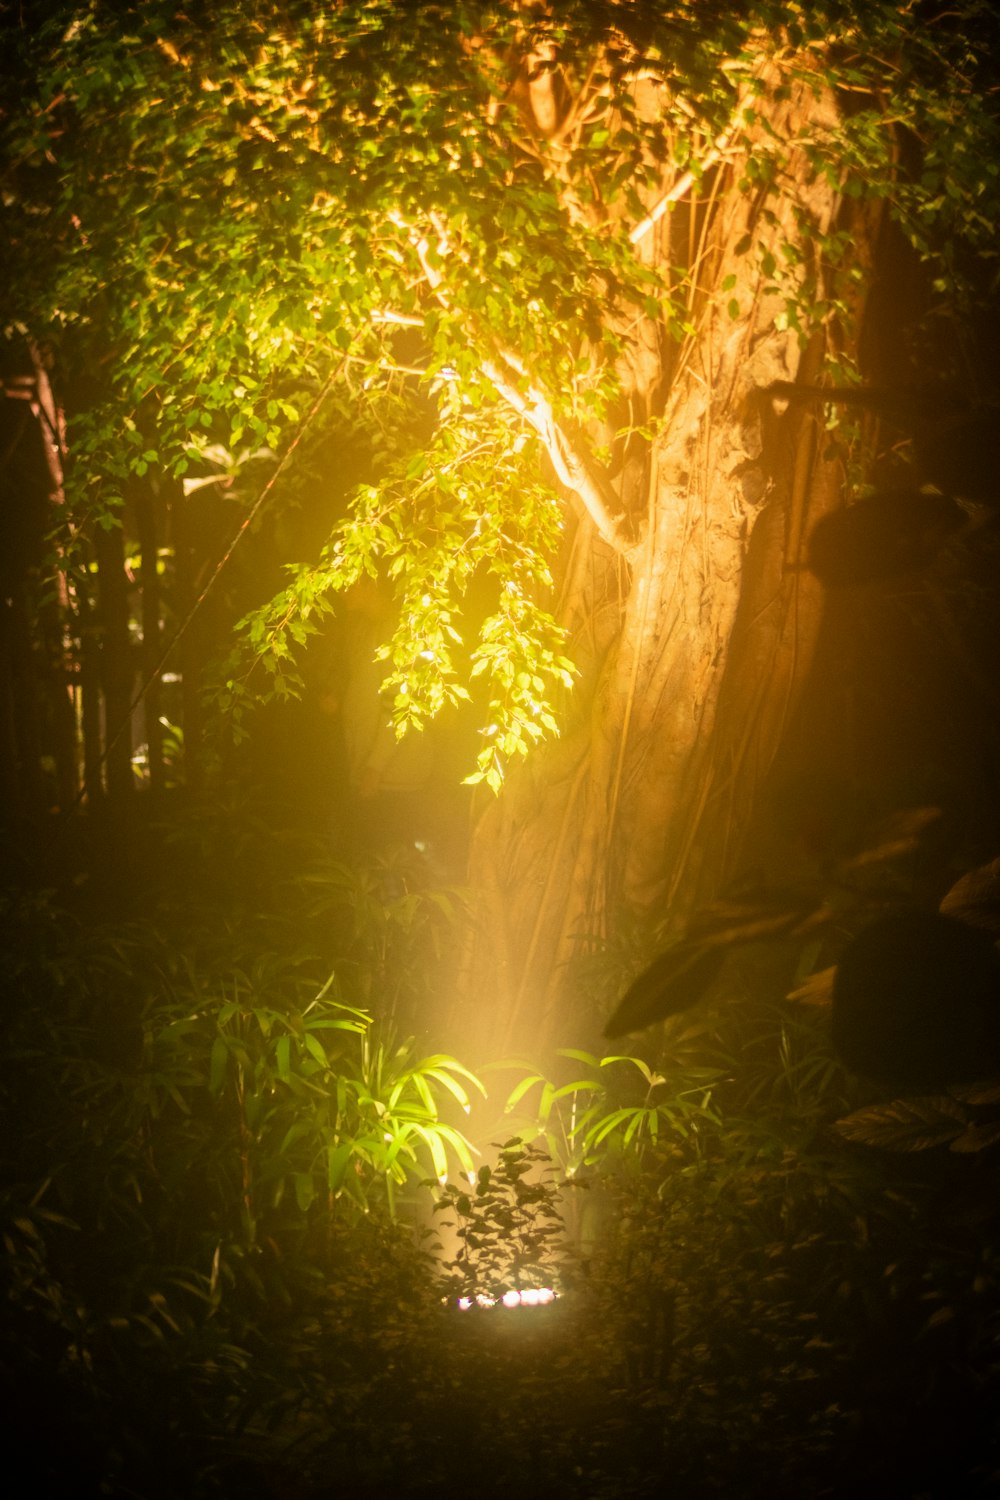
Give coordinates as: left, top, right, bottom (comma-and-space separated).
95, 520, 134, 803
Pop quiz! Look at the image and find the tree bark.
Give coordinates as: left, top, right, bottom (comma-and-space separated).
461, 71, 880, 1061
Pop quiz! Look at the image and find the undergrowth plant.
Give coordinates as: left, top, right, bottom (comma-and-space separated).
434, 1138, 566, 1302
0, 834, 485, 1301
204, 972, 485, 1226
5, 814, 1000, 1498
500, 1045, 726, 1179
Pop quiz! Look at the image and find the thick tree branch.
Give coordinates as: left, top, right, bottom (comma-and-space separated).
406, 220, 632, 554
480, 357, 629, 551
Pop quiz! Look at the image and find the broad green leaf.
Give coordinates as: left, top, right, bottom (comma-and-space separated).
834, 1098, 968, 1152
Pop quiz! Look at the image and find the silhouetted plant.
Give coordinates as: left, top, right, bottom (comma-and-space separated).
434, 1138, 565, 1301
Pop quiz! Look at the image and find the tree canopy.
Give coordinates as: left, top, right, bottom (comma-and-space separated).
5, 0, 998, 790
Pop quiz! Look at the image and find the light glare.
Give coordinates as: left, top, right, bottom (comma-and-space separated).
455, 1287, 555, 1311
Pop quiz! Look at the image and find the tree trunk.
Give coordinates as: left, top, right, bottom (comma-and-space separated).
0, 597, 47, 817
134, 483, 165, 797
79, 571, 104, 808
462, 73, 881, 1061
27, 342, 79, 810
95, 520, 135, 802
169, 478, 204, 795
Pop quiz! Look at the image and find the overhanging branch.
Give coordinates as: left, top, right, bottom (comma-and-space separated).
481, 356, 629, 552
404, 219, 631, 554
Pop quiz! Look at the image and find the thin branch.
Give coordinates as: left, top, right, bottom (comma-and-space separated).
630, 145, 723, 245
371, 308, 425, 327
629, 103, 747, 245
549, 53, 604, 148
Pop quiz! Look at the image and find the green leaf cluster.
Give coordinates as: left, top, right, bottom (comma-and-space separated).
500, 1044, 723, 1179
4, 0, 999, 784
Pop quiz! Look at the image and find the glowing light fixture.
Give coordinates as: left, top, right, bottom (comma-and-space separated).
453, 1287, 555, 1311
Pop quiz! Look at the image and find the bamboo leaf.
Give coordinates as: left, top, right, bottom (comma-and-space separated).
294, 1173, 316, 1211
279, 1121, 312, 1153
504, 1073, 545, 1111
209, 1036, 228, 1095
326, 1141, 355, 1192
424, 1068, 471, 1111
303, 1032, 328, 1068
550, 1079, 603, 1101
